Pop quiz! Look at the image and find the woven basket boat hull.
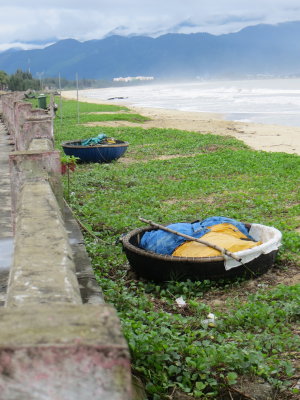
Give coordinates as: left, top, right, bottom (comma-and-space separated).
62, 140, 128, 163
121, 225, 279, 281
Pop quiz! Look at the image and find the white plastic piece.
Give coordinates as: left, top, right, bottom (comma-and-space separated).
175, 296, 186, 307
224, 224, 282, 270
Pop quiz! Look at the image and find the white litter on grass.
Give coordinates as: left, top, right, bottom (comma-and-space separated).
201, 313, 217, 328
207, 313, 216, 320
175, 296, 186, 308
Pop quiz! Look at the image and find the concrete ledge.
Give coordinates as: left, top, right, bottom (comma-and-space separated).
9, 150, 62, 224
6, 181, 82, 307
0, 304, 131, 400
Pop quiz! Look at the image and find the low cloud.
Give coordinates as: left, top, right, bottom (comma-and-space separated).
1, 0, 300, 49
0, 42, 54, 53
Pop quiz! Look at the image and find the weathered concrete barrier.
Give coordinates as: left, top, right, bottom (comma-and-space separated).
6, 180, 82, 307
0, 304, 131, 400
1, 92, 24, 139
0, 93, 132, 399
1, 93, 53, 150
9, 149, 62, 229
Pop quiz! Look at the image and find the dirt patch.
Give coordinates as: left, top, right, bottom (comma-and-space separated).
82, 121, 144, 127
118, 157, 137, 165
84, 111, 130, 114
164, 198, 181, 205
119, 153, 198, 165
281, 271, 300, 286
155, 154, 197, 161
202, 262, 300, 310
295, 217, 300, 233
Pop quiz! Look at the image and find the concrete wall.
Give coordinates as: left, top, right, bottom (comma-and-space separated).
1, 92, 24, 139
0, 93, 132, 399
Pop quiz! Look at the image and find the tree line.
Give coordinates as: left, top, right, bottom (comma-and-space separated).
0, 69, 140, 92
0, 69, 39, 91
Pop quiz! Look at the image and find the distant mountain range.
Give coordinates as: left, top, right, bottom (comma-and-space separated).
1, 21, 300, 80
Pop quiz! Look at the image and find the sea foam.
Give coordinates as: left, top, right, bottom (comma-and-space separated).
83, 78, 300, 127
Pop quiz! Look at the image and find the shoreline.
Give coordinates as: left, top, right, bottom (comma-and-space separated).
62, 90, 300, 156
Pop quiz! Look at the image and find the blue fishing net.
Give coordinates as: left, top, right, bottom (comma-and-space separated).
82, 133, 107, 146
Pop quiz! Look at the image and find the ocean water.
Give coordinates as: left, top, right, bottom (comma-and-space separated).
83, 78, 300, 127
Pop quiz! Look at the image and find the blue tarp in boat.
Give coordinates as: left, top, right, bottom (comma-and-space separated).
140, 216, 255, 255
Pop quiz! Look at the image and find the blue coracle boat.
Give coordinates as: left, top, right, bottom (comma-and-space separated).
61, 139, 129, 163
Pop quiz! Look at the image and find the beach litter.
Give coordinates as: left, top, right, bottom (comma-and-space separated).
175, 296, 187, 308
201, 313, 217, 328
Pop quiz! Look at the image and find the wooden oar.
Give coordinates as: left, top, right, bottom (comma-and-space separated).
139, 217, 242, 263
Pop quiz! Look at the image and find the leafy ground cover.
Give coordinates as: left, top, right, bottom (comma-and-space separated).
54, 98, 300, 400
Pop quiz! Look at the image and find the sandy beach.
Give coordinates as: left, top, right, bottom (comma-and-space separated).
62, 90, 300, 156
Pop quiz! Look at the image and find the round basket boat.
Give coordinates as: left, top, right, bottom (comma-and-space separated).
121, 223, 282, 281
61, 140, 129, 163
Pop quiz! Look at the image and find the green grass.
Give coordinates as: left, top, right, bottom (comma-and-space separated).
54, 98, 300, 399
78, 112, 149, 123
26, 94, 148, 123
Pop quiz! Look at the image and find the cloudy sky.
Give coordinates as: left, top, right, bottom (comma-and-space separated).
1, 0, 300, 51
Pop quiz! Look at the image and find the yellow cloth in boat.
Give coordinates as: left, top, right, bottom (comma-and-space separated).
172, 223, 262, 258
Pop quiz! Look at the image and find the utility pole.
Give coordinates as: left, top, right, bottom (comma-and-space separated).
76, 73, 79, 124
58, 73, 63, 126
